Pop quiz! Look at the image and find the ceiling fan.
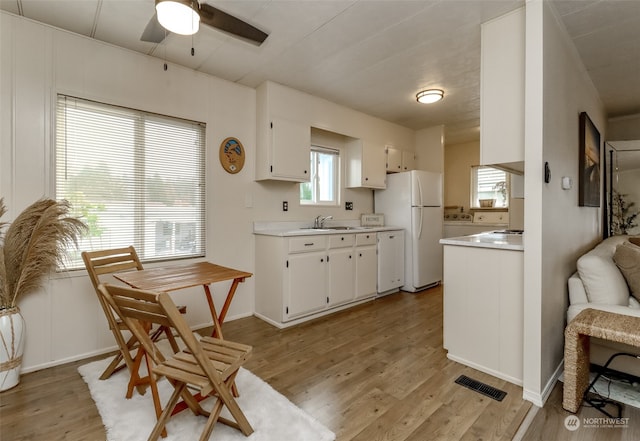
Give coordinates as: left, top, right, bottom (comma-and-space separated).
141, 0, 268, 46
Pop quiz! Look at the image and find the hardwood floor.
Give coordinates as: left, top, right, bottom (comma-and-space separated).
3, 287, 631, 441
521, 381, 640, 441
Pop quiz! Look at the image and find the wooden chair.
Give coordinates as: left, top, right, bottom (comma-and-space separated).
98, 283, 254, 441
82, 247, 183, 389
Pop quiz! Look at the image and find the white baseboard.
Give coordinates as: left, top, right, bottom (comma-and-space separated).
21, 313, 254, 374
523, 359, 564, 407
446, 353, 523, 386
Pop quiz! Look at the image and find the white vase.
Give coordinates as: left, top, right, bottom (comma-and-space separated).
0, 307, 26, 391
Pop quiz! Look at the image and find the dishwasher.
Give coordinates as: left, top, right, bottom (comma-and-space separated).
377, 230, 405, 296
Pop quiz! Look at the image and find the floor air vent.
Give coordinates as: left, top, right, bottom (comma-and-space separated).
454, 375, 507, 401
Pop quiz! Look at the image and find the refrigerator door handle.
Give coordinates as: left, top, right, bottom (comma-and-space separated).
416, 174, 424, 206
417, 207, 423, 240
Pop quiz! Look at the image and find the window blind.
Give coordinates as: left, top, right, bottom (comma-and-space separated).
55, 95, 206, 268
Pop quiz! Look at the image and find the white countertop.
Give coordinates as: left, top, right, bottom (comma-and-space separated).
253, 221, 403, 237
439, 231, 524, 251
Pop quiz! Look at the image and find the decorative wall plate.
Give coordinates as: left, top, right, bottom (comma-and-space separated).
219, 137, 245, 174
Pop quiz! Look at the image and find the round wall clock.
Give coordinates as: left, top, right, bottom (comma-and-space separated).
219, 137, 245, 174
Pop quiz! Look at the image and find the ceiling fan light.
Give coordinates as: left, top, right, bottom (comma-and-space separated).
156, 0, 200, 36
416, 89, 444, 104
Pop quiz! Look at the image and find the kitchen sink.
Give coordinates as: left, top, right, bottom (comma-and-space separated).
325, 226, 372, 230
297, 226, 372, 232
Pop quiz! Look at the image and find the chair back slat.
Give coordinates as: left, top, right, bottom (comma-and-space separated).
98, 283, 168, 365
83, 246, 144, 290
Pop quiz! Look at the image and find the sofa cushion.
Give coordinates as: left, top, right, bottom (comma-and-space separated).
577, 240, 630, 306
614, 241, 640, 302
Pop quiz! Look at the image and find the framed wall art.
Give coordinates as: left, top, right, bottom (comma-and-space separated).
219, 137, 245, 174
578, 112, 601, 207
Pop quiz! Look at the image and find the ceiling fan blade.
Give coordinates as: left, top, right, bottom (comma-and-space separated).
198, 3, 268, 45
141, 13, 168, 43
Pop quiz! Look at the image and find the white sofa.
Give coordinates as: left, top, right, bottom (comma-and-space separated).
567, 235, 640, 377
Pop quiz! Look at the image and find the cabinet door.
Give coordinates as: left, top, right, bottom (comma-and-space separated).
355, 246, 377, 299
480, 8, 525, 166
285, 252, 326, 320
362, 141, 387, 188
328, 248, 355, 307
386, 147, 402, 173
401, 151, 416, 171
271, 117, 311, 182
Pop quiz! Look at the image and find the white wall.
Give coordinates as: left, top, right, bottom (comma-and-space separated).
522, 0, 606, 405
416, 125, 444, 173
1, 13, 259, 371
444, 141, 479, 212
1, 12, 423, 372
607, 113, 640, 141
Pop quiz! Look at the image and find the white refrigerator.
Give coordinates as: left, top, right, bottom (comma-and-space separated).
374, 170, 443, 292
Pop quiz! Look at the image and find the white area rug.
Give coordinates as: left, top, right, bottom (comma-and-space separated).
78, 357, 335, 441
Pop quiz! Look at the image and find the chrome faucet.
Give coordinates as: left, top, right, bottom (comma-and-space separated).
314, 215, 333, 228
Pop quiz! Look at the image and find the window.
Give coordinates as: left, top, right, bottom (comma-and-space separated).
300, 146, 339, 206
471, 166, 509, 208
55, 95, 206, 269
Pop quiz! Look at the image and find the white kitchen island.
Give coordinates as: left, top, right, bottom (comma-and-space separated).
440, 232, 524, 385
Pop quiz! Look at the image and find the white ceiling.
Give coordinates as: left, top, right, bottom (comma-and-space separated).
2, 0, 639, 145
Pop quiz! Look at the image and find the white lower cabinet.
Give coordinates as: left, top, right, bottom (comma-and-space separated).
328, 248, 355, 307
286, 251, 327, 318
255, 232, 379, 326
355, 233, 378, 299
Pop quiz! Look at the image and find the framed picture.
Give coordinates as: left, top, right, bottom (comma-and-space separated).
219, 137, 245, 174
579, 112, 601, 207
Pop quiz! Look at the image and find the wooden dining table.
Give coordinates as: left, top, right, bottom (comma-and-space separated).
114, 261, 252, 415
114, 261, 252, 339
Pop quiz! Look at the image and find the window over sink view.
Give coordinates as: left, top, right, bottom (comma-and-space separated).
471, 165, 509, 208
300, 146, 339, 206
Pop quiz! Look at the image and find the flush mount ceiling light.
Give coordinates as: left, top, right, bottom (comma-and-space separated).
156, 0, 200, 35
416, 89, 444, 104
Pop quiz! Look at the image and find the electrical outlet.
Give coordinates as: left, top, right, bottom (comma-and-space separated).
283, 201, 288, 211
345, 201, 353, 210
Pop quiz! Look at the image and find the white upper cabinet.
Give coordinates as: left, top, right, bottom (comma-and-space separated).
480, 7, 525, 167
401, 150, 416, 172
386, 146, 416, 173
346, 139, 386, 189
270, 117, 311, 181
256, 82, 311, 182
386, 146, 403, 173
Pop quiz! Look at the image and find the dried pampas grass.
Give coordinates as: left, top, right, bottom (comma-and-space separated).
0, 197, 87, 309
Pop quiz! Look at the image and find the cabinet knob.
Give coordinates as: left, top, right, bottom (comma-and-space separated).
365, 177, 369, 181
349, 255, 352, 259
359, 253, 362, 257
304, 170, 308, 174
321, 258, 324, 262
341, 237, 344, 241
